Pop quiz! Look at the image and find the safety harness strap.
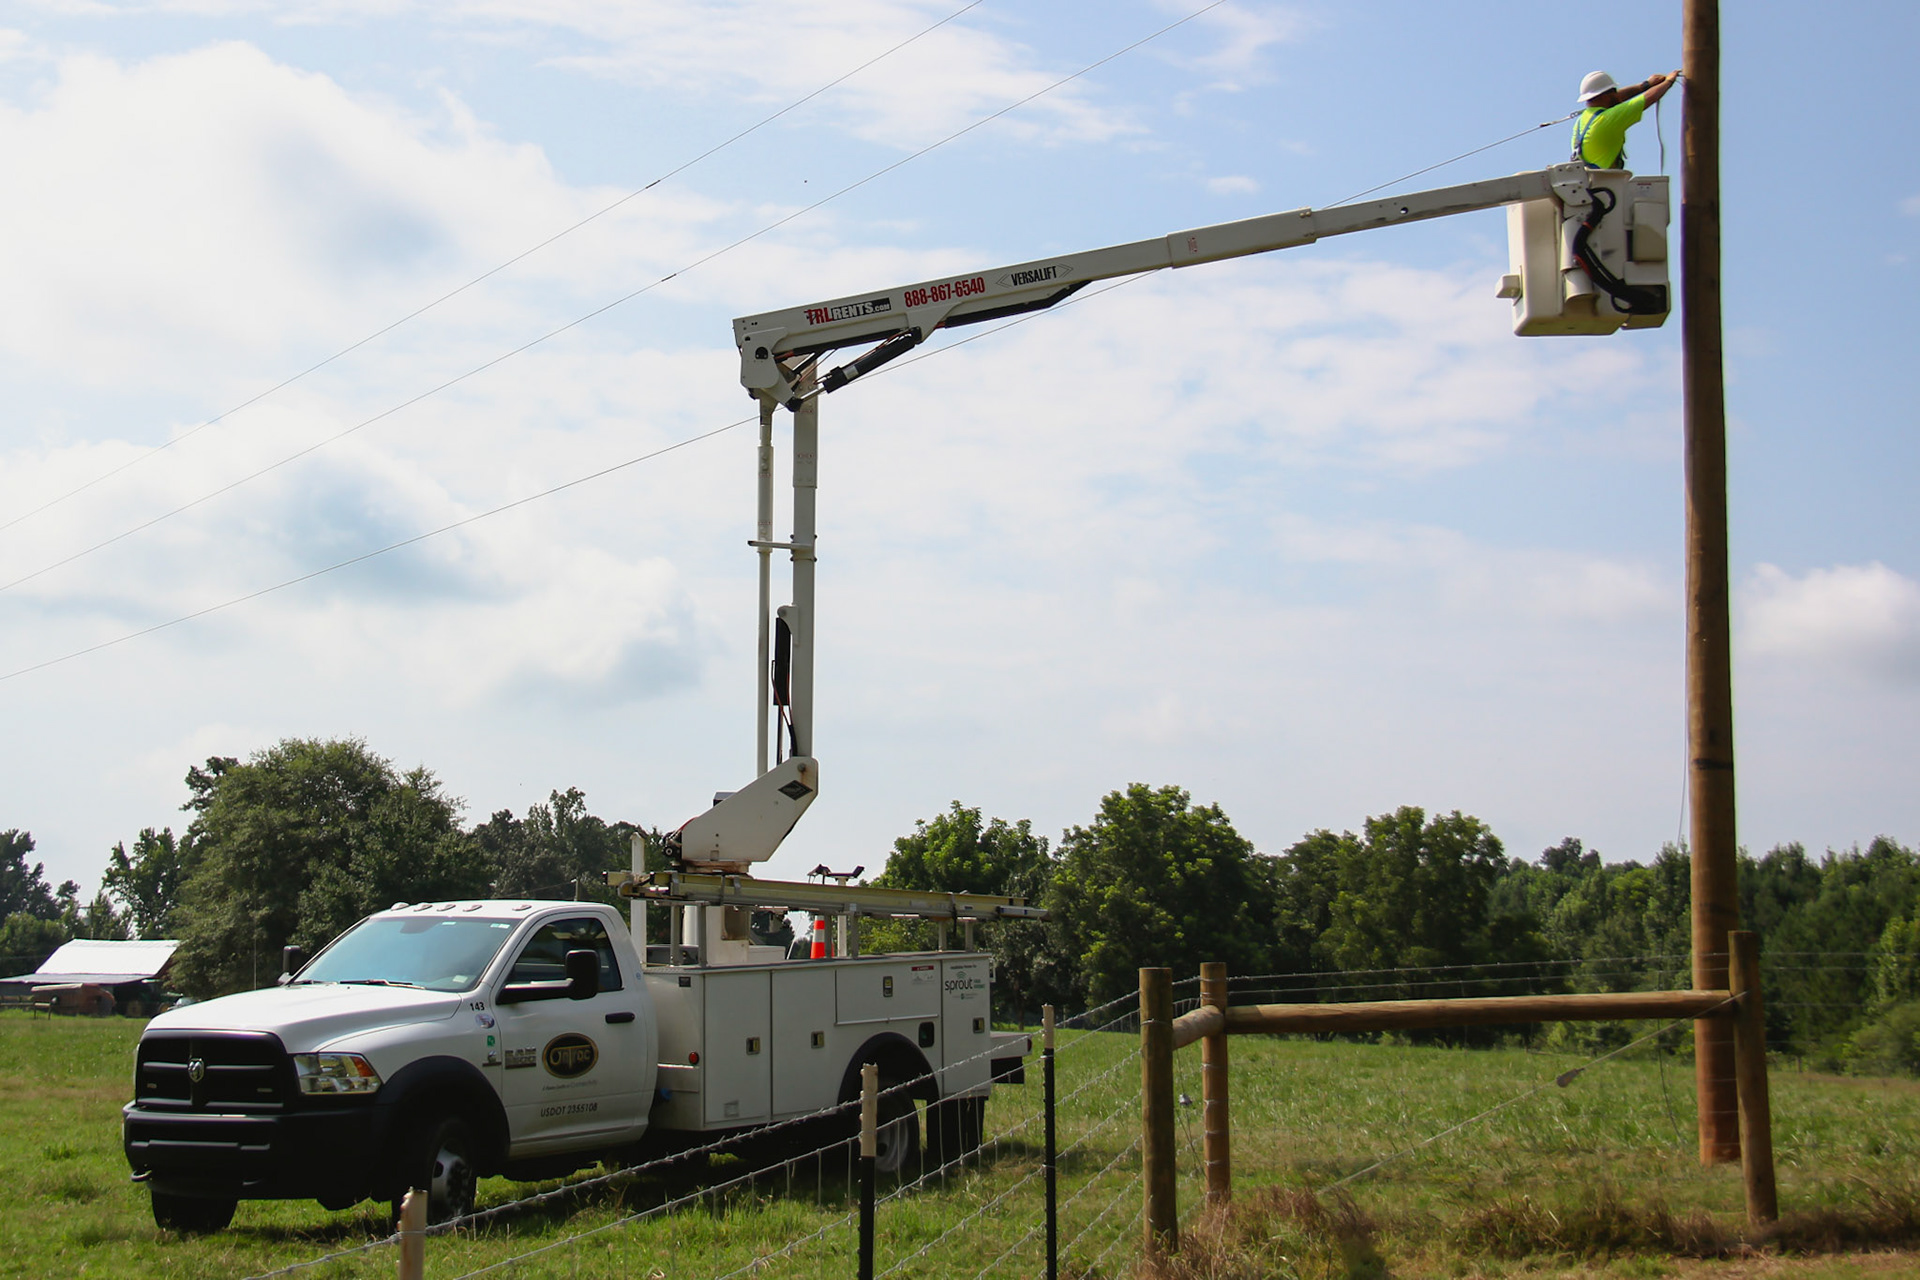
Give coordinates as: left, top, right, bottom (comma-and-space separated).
1570, 108, 1624, 170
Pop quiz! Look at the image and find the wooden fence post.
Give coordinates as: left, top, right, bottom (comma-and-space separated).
1729, 931, 1778, 1224
396, 1188, 425, 1280
1140, 967, 1177, 1255
1200, 961, 1230, 1207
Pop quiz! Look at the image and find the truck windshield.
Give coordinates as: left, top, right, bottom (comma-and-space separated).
298, 917, 518, 993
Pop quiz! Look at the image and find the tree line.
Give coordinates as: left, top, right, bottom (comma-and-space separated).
3, 739, 645, 993
7, 737, 1917, 1075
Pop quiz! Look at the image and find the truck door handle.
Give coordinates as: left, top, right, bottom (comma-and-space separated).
605, 1011, 635, 1024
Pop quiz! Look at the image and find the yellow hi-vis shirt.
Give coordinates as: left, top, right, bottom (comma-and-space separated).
1571, 93, 1647, 169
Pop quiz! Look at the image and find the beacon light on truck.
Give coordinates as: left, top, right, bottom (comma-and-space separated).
292, 1052, 382, 1095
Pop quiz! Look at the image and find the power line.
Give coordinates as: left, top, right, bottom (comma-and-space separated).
0, 245, 1151, 684
0, 0, 987, 539
1, 0, 1228, 597
0, 418, 750, 684
1325, 111, 1580, 209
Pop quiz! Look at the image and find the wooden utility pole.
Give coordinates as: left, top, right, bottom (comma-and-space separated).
1139, 968, 1177, 1255
1682, 0, 1741, 1166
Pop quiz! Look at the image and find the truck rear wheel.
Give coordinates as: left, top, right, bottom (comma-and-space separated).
872, 1087, 921, 1177
151, 1189, 236, 1234
395, 1113, 478, 1226
927, 1096, 984, 1167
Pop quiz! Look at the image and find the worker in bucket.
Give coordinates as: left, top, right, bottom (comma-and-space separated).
1571, 70, 1681, 170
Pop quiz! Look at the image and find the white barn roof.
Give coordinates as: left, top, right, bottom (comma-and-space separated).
26, 938, 179, 985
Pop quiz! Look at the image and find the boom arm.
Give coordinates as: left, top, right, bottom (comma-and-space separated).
733, 165, 1632, 408
680, 162, 1667, 874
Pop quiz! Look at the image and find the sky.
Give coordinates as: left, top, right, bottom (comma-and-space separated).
1, 1, 1915, 906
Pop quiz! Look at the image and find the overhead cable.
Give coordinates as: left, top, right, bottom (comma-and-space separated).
0, 418, 751, 684
0, 228, 1153, 683
1326, 111, 1580, 209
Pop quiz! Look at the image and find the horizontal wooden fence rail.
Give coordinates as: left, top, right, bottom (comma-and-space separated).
1170, 988, 1734, 1048
1147, 946, 1776, 1259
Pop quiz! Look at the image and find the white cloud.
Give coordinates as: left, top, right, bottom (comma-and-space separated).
1743, 561, 1920, 680
1146, 1, 1309, 78
1270, 515, 1668, 624
534, 1, 1143, 150
0, 42, 670, 389
1206, 174, 1260, 196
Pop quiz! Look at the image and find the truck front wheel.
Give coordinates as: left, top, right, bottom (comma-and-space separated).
151, 1189, 236, 1234
395, 1114, 478, 1225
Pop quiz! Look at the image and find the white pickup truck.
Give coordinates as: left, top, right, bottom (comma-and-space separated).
122, 885, 1034, 1232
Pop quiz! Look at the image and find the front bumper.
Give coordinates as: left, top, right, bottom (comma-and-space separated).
123, 1100, 393, 1203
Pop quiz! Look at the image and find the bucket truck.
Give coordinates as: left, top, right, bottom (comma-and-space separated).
122, 162, 1666, 1232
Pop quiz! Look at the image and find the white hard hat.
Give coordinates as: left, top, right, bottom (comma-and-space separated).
1578, 71, 1618, 104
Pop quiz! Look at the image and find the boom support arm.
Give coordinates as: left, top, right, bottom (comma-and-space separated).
735, 167, 1584, 407
692, 161, 1667, 874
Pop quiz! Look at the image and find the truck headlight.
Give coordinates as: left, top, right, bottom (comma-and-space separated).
293, 1053, 382, 1095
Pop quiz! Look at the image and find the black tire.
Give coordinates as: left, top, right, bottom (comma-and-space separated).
927, 1096, 985, 1167
151, 1190, 236, 1234
871, 1086, 921, 1177
395, 1114, 478, 1226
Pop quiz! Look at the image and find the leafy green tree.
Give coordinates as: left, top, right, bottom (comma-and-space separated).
1868, 912, 1920, 1006
0, 830, 60, 921
872, 802, 1058, 1019
103, 827, 200, 939
66, 891, 130, 941
1752, 837, 1920, 1057
0, 912, 68, 978
1269, 829, 1343, 977
1538, 844, 1692, 987
472, 787, 637, 902
171, 739, 488, 995
1047, 784, 1274, 1007
1843, 1001, 1920, 1076
1315, 807, 1537, 984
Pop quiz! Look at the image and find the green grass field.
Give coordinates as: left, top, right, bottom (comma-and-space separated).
4, 1009, 1917, 1279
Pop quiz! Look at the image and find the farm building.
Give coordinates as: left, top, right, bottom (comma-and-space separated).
0, 938, 178, 1016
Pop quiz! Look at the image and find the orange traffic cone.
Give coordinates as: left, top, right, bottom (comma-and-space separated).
809, 915, 829, 959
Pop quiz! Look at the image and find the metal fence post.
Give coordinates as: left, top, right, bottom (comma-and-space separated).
1200, 961, 1231, 1206
859, 1063, 877, 1280
1044, 1005, 1058, 1280
1730, 930, 1778, 1223
396, 1188, 425, 1280
1140, 967, 1177, 1255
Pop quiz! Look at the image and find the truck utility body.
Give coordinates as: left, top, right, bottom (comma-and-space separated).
124, 888, 1031, 1231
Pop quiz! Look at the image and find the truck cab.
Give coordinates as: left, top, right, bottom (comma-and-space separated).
123, 899, 655, 1232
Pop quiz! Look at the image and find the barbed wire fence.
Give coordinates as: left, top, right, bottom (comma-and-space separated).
235, 952, 1894, 1279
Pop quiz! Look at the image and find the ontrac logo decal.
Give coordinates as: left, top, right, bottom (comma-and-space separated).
543, 1033, 598, 1079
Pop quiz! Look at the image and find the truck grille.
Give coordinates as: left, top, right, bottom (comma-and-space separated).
134, 1031, 292, 1114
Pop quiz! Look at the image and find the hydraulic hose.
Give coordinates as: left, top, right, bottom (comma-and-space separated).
1571, 187, 1668, 317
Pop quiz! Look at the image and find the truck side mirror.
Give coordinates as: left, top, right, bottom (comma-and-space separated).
277, 945, 308, 985
565, 949, 600, 1001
